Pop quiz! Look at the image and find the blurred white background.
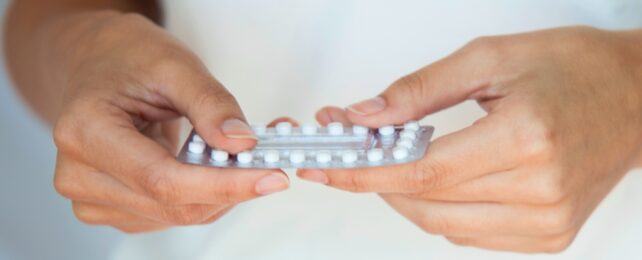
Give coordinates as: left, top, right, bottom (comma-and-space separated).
0, 1, 123, 259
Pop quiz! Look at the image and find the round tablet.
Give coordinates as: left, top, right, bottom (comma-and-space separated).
378, 125, 395, 136
327, 122, 344, 135
352, 125, 369, 136
187, 141, 205, 154
289, 150, 306, 164
404, 120, 420, 131
236, 151, 253, 164
192, 134, 204, 143
396, 138, 414, 149
275, 122, 292, 135
367, 148, 384, 162
264, 150, 280, 163
393, 146, 409, 160
399, 130, 417, 141
252, 125, 266, 135
316, 151, 332, 163
341, 150, 358, 163
211, 149, 229, 162
301, 124, 318, 135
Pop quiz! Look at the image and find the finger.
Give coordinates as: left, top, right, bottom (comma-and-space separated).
72, 201, 170, 233
154, 59, 257, 154
267, 117, 300, 127
315, 106, 351, 126
445, 232, 578, 253
72, 201, 162, 226
54, 117, 289, 205
298, 113, 521, 193
412, 166, 566, 205
380, 194, 579, 237
345, 40, 502, 127
55, 156, 236, 225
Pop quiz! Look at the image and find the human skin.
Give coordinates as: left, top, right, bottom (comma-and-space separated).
300, 27, 642, 253
5, 0, 289, 233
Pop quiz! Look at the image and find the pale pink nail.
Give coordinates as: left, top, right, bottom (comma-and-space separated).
222, 118, 257, 139
299, 169, 329, 185
255, 173, 290, 195
347, 96, 386, 116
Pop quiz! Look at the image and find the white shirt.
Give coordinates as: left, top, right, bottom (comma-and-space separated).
113, 1, 642, 259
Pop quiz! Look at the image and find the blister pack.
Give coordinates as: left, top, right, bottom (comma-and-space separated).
177, 121, 434, 169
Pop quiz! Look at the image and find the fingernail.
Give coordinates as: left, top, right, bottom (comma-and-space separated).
222, 118, 257, 140
299, 169, 329, 185
255, 173, 290, 195
347, 96, 386, 116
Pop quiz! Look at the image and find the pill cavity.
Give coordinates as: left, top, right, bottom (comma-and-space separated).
301, 124, 318, 135
289, 150, 306, 164
393, 146, 409, 160
264, 150, 280, 163
352, 125, 369, 136
211, 149, 229, 162
367, 149, 384, 162
378, 125, 395, 136
237, 151, 253, 164
327, 122, 344, 135
188, 141, 206, 154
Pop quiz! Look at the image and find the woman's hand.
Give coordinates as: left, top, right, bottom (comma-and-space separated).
299, 27, 642, 253
50, 12, 289, 233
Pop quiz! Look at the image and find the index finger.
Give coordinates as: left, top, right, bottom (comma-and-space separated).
297, 113, 521, 193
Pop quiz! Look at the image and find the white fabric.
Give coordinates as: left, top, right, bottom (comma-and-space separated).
113, 1, 642, 259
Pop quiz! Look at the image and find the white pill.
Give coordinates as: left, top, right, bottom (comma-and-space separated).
378, 125, 396, 136
404, 120, 420, 131
289, 150, 306, 164
396, 138, 414, 149
393, 146, 409, 160
236, 151, 253, 164
327, 122, 344, 135
210, 150, 229, 162
399, 130, 417, 141
252, 125, 266, 135
187, 141, 206, 154
192, 134, 203, 143
264, 150, 280, 163
352, 125, 369, 136
367, 148, 384, 162
316, 151, 332, 163
341, 150, 358, 163
275, 122, 292, 135
301, 124, 318, 135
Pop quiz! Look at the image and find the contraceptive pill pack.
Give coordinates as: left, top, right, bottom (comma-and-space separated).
177, 121, 434, 169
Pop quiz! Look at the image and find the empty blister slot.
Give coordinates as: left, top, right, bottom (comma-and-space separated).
177, 121, 434, 169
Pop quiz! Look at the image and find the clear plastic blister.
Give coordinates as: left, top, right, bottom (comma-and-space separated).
177, 121, 434, 169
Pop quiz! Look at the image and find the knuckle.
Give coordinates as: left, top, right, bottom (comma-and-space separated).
53, 168, 76, 199
530, 171, 567, 204
161, 205, 210, 225
512, 120, 556, 161
464, 35, 506, 60
542, 233, 576, 253
141, 171, 180, 204
343, 174, 370, 193
410, 160, 448, 191
416, 213, 455, 235
536, 205, 577, 235
72, 203, 100, 225
391, 73, 428, 116
52, 116, 81, 154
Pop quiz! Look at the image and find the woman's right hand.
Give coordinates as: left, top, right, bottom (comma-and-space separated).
51, 11, 289, 233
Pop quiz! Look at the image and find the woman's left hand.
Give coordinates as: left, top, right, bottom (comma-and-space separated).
298, 27, 642, 253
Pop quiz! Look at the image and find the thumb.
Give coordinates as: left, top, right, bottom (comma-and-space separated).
159, 64, 256, 154
345, 43, 497, 127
